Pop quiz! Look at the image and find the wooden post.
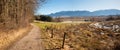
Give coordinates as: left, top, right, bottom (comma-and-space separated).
51, 29, 54, 38
62, 32, 66, 48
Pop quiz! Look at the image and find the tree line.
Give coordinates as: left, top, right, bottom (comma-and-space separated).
35, 15, 53, 22
0, 0, 45, 31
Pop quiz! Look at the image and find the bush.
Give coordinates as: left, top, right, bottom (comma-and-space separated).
35, 15, 53, 22
106, 16, 114, 21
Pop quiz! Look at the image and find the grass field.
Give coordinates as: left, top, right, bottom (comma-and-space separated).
34, 21, 120, 50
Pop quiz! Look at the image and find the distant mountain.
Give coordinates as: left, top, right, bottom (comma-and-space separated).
48, 9, 120, 17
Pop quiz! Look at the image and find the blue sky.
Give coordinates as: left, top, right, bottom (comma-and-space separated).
35, 0, 120, 15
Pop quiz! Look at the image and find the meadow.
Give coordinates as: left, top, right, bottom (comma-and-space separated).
34, 20, 120, 50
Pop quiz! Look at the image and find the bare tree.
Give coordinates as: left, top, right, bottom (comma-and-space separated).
0, 0, 45, 32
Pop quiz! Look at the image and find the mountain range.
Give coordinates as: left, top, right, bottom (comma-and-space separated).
48, 9, 120, 17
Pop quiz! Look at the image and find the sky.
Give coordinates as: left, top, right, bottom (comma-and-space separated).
35, 0, 120, 15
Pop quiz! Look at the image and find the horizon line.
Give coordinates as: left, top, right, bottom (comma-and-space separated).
35, 9, 120, 15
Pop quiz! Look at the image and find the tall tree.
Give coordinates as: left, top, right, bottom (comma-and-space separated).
0, 0, 45, 31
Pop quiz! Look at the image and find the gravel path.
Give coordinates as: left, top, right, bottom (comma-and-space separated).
8, 24, 44, 50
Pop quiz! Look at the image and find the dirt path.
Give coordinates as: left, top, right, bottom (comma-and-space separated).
8, 24, 44, 50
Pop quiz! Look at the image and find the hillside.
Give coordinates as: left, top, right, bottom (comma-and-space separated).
49, 9, 120, 17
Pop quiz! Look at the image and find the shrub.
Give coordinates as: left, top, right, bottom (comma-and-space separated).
35, 15, 53, 22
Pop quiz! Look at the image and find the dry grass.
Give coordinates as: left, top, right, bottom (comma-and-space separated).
0, 26, 32, 50
35, 21, 120, 50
